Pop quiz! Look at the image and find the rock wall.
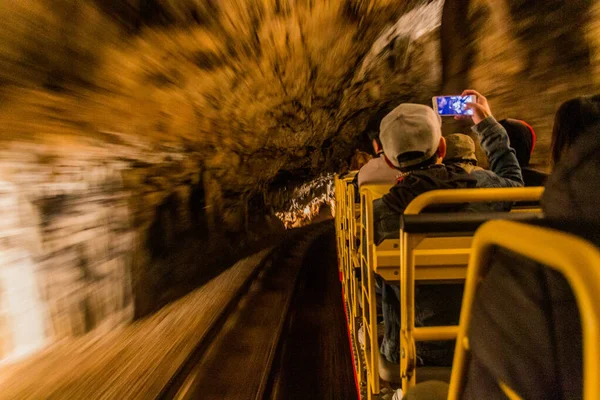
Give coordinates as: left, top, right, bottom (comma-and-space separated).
0, 138, 198, 359
442, 0, 600, 169
0, 147, 133, 345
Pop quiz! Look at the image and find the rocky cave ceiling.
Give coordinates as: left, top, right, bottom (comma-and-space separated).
0, 0, 442, 207
0, 0, 599, 225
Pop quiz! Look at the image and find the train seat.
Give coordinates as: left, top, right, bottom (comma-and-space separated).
446, 220, 600, 400
397, 210, 543, 391
369, 188, 545, 282
358, 186, 545, 397
379, 352, 451, 385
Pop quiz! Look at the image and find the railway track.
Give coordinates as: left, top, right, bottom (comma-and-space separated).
0, 220, 355, 399
159, 221, 355, 400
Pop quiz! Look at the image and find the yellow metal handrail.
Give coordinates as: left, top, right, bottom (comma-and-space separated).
359, 184, 393, 396
335, 172, 366, 389
404, 187, 544, 215
449, 221, 600, 400
355, 184, 547, 397
399, 187, 544, 392
352, 183, 547, 397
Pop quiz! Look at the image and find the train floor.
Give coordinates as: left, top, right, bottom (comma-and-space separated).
266, 222, 358, 399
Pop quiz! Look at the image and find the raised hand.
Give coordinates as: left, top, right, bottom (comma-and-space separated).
455, 89, 493, 125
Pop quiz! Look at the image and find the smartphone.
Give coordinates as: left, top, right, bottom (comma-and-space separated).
432, 95, 475, 116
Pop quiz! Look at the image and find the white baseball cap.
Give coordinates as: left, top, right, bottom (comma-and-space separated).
379, 103, 442, 169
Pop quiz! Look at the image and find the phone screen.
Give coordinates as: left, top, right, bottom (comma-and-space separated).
433, 95, 475, 116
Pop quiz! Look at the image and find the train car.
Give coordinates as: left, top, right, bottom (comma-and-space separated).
334, 173, 600, 400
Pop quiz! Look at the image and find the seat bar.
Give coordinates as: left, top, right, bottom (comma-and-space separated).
414, 326, 459, 341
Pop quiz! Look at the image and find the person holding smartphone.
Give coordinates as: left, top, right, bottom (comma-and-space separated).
455, 89, 524, 191
373, 91, 524, 383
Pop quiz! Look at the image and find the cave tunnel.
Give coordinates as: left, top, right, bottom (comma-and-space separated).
0, 0, 598, 398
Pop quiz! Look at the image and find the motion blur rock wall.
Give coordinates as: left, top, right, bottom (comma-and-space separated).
0, 0, 442, 359
0, 138, 197, 359
442, 0, 600, 168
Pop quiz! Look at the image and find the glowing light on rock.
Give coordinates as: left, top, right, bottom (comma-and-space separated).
0, 180, 47, 363
0, 250, 47, 363
274, 173, 335, 228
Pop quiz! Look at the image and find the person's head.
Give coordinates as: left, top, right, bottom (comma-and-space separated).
444, 133, 478, 165
367, 130, 383, 155
551, 95, 600, 165
499, 119, 536, 167
379, 103, 446, 172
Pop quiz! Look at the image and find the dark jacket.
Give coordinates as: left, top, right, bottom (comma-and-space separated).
469, 116, 524, 189
463, 124, 600, 399
465, 237, 582, 400
522, 167, 548, 187
374, 163, 478, 244
542, 123, 600, 225
376, 164, 479, 366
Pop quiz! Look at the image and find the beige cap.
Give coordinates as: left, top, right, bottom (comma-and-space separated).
379, 104, 442, 169
444, 133, 478, 164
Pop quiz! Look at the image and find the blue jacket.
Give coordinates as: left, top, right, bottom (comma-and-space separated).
470, 116, 524, 188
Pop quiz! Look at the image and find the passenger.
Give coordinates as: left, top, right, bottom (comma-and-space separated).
375, 90, 523, 244
459, 124, 600, 400
443, 133, 481, 173
398, 96, 600, 400
455, 90, 524, 191
544, 95, 600, 222
375, 91, 523, 372
356, 131, 402, 187
449, 110, 600, 400
549, 94, 600, 166
499, 118, 548, 186
349, 148, 372, 170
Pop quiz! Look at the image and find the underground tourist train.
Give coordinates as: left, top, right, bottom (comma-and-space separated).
334, 175, 600, 399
